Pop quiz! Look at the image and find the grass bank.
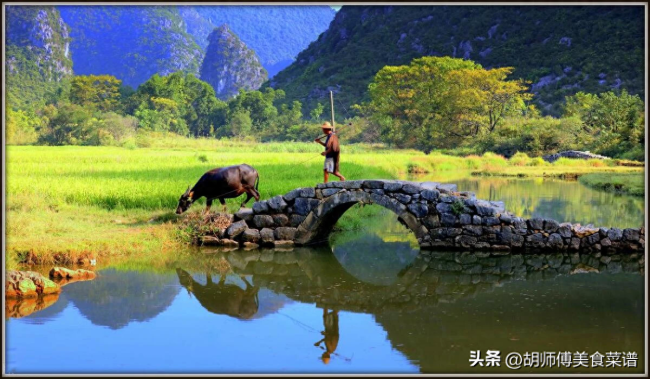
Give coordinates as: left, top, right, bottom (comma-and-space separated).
5, 145, 411, 269
578, 173, 645, 197
5, 143, 644, 270
407, 152, 644, 178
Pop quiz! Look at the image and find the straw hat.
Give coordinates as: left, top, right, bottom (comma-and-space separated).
321, 122, 333, 130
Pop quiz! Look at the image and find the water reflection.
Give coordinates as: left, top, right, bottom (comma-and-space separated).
7, 245, 644, 373
411, 175, 645, 229
314, 308, 340, 364
6, 204, 645, 375
62, 269, 179, 329
176, 269, 260, 320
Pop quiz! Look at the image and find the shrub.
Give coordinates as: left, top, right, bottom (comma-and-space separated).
451, 200, 465, 216
528, 157, 547, 166
509, 152, 531, 166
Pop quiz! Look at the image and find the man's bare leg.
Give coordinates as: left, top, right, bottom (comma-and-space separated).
333, 171, 346, 181
324, 170, 329, 183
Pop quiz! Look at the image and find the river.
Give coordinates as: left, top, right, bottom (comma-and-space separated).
5, 177, 645, 374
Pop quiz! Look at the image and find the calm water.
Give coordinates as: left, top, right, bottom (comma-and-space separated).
5, 178, 646, 374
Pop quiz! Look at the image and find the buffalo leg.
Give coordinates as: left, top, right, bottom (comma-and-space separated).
219, 198, 227, 213
241, 192, 253, 208
204, 198, 213, 214
241, 186, 260, 208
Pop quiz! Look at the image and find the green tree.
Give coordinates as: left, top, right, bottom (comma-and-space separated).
228, 109, 253, 138
129, 72, 225, 137
564, 90, 645, 160
366, 56, 530, 153
6, 108, 44, 145
38, 103, 94, 145
70, 75, 123, 112
310, 102, 324, 121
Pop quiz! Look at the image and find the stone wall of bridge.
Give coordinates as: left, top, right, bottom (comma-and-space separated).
194, 179, 645, 254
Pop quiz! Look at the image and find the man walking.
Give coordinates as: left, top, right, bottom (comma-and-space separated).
315, 122, 345, 183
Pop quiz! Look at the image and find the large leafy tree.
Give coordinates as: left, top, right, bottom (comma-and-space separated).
563, 90, 645, 160
129, 72, 226, 136
70, 75, 123, 112
366, 56, 531, 153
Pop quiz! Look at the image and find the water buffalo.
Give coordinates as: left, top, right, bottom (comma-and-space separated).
176, 268, 260, 320
176, 164, 260, 214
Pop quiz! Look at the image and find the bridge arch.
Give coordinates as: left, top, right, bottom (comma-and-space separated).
218, 179, 644, 254
294, 190, 428, 246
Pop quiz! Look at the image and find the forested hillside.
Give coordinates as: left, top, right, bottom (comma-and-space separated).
200, 25, 267, 100
57, 6, 203, 89
177, 5, 336, 77
268, 5, 645, 116
5, 6, 73, 109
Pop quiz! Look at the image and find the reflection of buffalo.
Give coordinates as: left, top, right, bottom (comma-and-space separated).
176, 268, 260, 320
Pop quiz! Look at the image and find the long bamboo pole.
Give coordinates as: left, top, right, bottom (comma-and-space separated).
330, 90, 335, 132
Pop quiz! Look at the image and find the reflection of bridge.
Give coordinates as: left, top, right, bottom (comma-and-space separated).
179, 246, 644, 315
176, 246, 644, 372
198, 180, 645, 254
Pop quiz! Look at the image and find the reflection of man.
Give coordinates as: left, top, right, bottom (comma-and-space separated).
314, 308, 339, 364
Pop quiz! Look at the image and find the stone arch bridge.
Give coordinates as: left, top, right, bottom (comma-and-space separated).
198, 179, 644, 255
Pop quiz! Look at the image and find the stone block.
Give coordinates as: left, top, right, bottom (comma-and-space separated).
394, 193, 412, 204
421, 189, 440, 201
293, 197, 321, 216
483, 217, 500, 226
499, 214, 513, 224
274, 227, 297, 241
623, 228, 640, 242
438, 184, 458, 192
283, 189, 301, 202
544, 219, 560, 233
607, 228, 623, 241
252, 200, 269, 214
528, 218, 544, 230
408, 203, 428, 218
423, 215, 440, 229
253, 215, 274, 229
201, 236, 221, 246
260, 228, 275, 245
226, 220, 248, 238
440, 213, 458, 226
299, 188, 316, 198
272, 214, 289, 227
362, 180, 385, 189
235, 208, 254, 222
383, 182, 403, 192
242, 229, 261, 243
558, 223, 572, 238
267, 195, 288, 213
463, 225, 483, 236
586, 232, 601, 246
436, 203, 452, 214
547, 233, 564, 249
455, 235, 477, 248
274, 240, 295, 248
321, 188, 343, 197
290, 214, 306, 227
402, 184, 422, 194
